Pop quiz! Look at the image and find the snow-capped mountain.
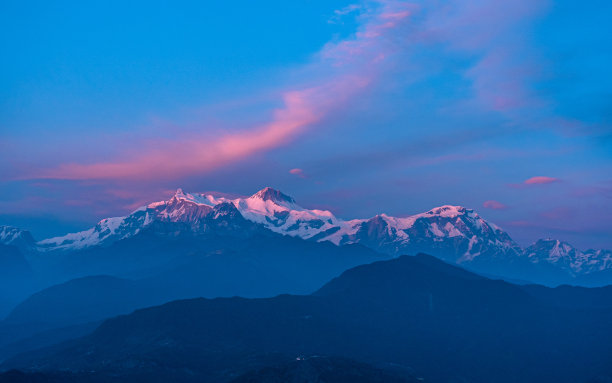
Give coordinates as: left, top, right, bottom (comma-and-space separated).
524, 239, 612, 275
322, 206, 523, 264
37, 190, 251, 251
0, 226, 36, 251
20, 187, 612, 279
35, 188, 517, 262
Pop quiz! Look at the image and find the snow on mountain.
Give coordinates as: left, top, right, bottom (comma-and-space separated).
28, 187, 612, 277
37, 187, 322, 251
38, 189, 216, 251
583, 249, 612, 271
32, 188, 517, 263
0, 225, 36, 250
320, 205, 522, 264
524, 239, 612, 274
144, 187, 343, 241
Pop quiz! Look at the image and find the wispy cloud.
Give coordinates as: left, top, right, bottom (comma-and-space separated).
328, 3, 363, 24
32, 0, 413, 181
524, 176, 559, 185
421, 0, 548, 116
35, 87, 324, 180
289, 168, 307, 178
24, 0, 556, 182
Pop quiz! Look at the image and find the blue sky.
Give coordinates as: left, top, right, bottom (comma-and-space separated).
0, 0, 611, 249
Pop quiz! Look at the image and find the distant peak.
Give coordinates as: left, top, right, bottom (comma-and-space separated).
172, 188, 195, 202
250, 187, 295, 204
0, 225, 29, 235
425, 205, 470, 217
535, 238, 569, 247
0, 225, 36, 246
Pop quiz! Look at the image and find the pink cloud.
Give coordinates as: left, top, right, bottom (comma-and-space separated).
483, 200, 507, 210
289, 168, 307, 178
34, 88, 321, 180
321, 1, 414, 64
524, 176, 559, 185
31, 1, 413, 182
19, 0, 554, 183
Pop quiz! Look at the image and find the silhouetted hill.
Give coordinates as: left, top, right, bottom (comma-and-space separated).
0, 233, 381, 361
0, 244, 34, 318
0, 245, 30, 277
5, 276, 142, 326
4, 254, 612, 383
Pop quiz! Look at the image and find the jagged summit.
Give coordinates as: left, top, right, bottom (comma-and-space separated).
250, 187, 295, 204
425, 205, 470, 217
528, 238, 575, 254
535, 238, 565, 245
171, 188, 202, 203
523, 238, 608, 274
0, 225, 36, 250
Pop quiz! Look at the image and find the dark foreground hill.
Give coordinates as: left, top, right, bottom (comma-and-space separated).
3, 254, 612, 383
0, 233, 381, 360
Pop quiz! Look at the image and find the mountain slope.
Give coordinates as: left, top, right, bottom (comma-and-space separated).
3, 276, 145, 327
0, 244, 34, 318
5, 254, 612, 383
0, 226, 36, 252
0, 233, 382, 361
36, 195, 251, 252
525, 239, 612, 275
34, 190, 522, 266
5, 235, 381, 329
0, 245, 30, 278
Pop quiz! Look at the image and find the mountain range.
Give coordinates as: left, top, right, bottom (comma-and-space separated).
3, 187, 610, 286
1, 187, 612, 382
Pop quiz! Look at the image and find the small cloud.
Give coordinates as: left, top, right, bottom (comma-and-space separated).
335, 3, 362, 16
329, 4, 362, 24
483, 200, 507, 210
524, 176, 559, 185
289, 168, 307, 178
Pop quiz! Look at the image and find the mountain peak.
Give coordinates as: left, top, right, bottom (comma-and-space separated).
425, 205, 470, 217
173, 188, 188, 199
250, 187, 295, 204
169, 188, 208, 206
0, 225, 36, 249
533, 238, 570, 248
530, 238, 574, 253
